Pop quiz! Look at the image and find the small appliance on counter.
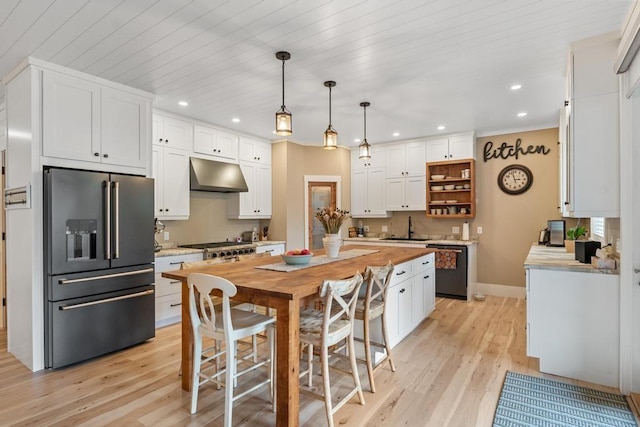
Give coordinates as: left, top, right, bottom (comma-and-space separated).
575, 240, 601, 263
539, 220, 565, 246
242, 230, 258, 243
154, 218, 165, 252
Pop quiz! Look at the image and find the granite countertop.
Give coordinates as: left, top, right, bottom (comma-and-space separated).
344, 237, 478, 246
524, 244, 619, 275
255, 240, 286, 246
155, 247, 203, 257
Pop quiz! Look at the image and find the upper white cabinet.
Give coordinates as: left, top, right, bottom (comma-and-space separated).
385, 175, 426, 211
239, 136, 271, 165
228, 137, 272, 219
562, 35, 619, 217
385, 141, 426, 178
351, 167, 389, 217
351, 146, 385, 170
152, 145, 190, 220
193, 125, 238, 161
152, 114, 192, 151
42, 70, 151, 170
425, 133, 475, 162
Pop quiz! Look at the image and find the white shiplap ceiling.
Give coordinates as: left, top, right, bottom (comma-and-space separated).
0, 0, 634, 147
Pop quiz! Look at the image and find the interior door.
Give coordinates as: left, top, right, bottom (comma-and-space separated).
308, 182, 336, 250
0, 150, 5, 328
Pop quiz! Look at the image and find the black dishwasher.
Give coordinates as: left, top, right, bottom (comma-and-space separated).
426, 244, 467, 300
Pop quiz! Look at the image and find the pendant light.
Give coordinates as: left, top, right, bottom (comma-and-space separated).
323, 81, 337, 149
359, 101, 371, 159
275, 51, 292, 136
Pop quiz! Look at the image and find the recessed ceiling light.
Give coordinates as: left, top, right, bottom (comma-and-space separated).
511, 84, 522, 90
178, 101, 188, 106
232, 118, 240, 123
437, 125, 445, 130
517, 112, 527, 117
393, 132, 400, 137
354, 138, 361, 143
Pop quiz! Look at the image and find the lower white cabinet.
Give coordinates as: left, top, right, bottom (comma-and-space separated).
256, 243, 285, 256
154, 253, 203, 327
525, 267, 619, 387
354, 253, 435, 349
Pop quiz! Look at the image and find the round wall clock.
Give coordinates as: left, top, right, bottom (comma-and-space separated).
497, 164, 533, 195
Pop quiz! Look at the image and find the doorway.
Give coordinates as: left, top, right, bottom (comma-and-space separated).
304, 176, 341, 251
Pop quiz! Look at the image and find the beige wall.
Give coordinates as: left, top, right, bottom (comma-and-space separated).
268, 142, 351, 249
361, 128, 578, 288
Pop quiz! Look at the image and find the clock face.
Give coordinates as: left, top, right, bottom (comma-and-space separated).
497, 164, 533, 195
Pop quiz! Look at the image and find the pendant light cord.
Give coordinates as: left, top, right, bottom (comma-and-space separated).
281, 59, 286, 109
328, 85, 332, 126
363, 104, 367, 140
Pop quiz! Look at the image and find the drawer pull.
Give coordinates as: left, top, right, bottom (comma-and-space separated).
422, 260, 430, 265
399, 288, 406, 293
170, 303, 182, 307
396, 271, 407, 276
169, 261, 182, 265
170, 280, 181, 284
424, 275, 430, 279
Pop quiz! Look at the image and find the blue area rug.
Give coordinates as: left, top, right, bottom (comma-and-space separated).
493, 371, 637, 426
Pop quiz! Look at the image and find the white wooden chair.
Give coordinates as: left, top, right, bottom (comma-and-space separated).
298, 272, 365, 427
354, 261, 396, 392
187, 273, 275, 427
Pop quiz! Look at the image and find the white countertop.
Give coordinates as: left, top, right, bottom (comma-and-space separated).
523, 244, 619, 275
344, 237, 478, 246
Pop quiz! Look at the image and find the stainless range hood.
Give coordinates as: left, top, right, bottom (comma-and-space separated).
189, 158, 248, 193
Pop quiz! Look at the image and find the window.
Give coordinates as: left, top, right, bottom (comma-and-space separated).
590, 217, 605, 242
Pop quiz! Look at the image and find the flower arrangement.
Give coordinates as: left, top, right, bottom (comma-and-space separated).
315, 207, 350, 234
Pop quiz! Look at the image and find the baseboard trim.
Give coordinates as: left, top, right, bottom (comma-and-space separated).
474, 282, 525, 299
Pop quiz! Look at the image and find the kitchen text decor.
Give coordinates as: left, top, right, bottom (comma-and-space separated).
483, 138, 550, 162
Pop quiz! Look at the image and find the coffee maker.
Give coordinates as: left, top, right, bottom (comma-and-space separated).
539, 220, 565, 246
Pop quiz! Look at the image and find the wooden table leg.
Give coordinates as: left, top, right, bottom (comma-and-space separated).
181, 280, 192, 391
273, 298, 300, 427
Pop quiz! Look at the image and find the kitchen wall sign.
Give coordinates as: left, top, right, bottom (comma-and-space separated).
483, 138, 551, 162
497, 164, 533, 195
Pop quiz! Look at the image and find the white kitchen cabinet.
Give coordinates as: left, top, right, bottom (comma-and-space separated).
426, 133, 475, 162
413, 254, 435, 324
239, 136, 271, 165
385, 175, 426, 211
526, 267, 619, 387
154, 252, 203, 327
42, 70, 150, 170
152, 146, 190, 220
228, 161, 272, 219
152, 113, 193, 151
351, 167, 389, 218
385, 141, 426, 178
561, 35, 619, 217
256, 243, 285, 256
193, 124, 238, 161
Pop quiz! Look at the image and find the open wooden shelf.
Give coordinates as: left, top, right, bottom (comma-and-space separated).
426, 159, 475, 218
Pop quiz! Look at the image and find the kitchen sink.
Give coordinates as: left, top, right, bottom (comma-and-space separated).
380, 237, 429, 242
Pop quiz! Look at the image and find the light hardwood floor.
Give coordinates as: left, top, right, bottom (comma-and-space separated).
0, 296, 633, 426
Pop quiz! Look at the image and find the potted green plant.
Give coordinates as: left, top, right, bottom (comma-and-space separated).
565, 224, 587, 253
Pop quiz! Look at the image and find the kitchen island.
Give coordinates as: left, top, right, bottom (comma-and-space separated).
162, 245, 434, 426
524, 244, 620, 388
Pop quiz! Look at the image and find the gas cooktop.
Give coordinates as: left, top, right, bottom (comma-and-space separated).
179, 241, 251, 249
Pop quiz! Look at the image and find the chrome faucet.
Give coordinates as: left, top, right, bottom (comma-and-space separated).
408, 215, 414, 239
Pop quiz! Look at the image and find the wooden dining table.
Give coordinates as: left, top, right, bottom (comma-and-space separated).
162, 244, 433, 426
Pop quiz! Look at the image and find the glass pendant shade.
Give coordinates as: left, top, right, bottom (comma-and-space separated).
359, 101, 372, 159
275, 51, 292, 136
275, 108, 292, 136
324, 126, 338, 149
323, 80, 337, 149
358, 139, 371, 159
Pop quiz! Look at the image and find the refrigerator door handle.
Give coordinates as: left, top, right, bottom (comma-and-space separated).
104, 180, 112, 259
59, 289, 155, 311
58, 267, 155, 284
113, 180, 120, 259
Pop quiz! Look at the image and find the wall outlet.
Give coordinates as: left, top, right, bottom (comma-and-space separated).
452, 226, 460, 234
164, 231, 170, 241
477, 226, 483, 234
381, 225, 388, 232
363, 225, 370, 232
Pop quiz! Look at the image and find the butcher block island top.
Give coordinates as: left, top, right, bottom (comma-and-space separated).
162, 244, 434, 427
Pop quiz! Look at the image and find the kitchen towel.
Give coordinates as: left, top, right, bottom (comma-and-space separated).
435, 250, 458, 269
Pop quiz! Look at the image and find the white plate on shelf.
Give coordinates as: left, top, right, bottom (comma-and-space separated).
431, 200, 445, 204
446, 200, 457, 203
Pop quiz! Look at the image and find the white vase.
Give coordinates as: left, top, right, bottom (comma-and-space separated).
322, 233, 342, 258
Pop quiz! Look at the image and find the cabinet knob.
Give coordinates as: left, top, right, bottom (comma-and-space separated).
94, 152, 99, 156
159, 209, 164, 212
564, 202, 569, 205
103, 154, 108, 158
399, 288, 406, 293
158, 138, 163, 143
165, 139, 169, 143
166, 209, 169, 212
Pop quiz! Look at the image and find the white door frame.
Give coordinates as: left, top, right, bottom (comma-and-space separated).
304, 175, 342, 250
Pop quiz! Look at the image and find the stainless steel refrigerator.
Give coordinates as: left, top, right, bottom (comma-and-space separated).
44, 167, 155, 368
